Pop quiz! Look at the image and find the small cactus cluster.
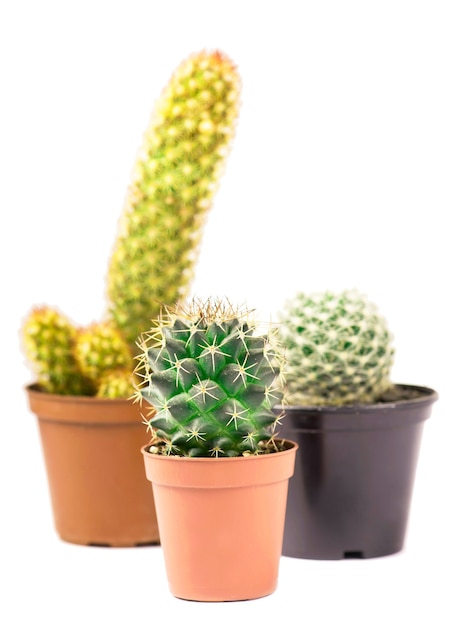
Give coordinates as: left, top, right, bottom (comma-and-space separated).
21, 306, 94, 396
21, 50, 241, 398
21, 306, 136, 398
277, 289, 395, 406
106, 49, 241, 352
135, 297, 286, 457
74, 321, 135, 396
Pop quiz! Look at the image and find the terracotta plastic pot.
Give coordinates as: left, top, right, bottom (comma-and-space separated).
26, 384, 160, 547
141, 439, 298, 602
275, 384, 438, 560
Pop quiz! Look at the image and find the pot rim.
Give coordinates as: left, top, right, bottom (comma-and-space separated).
141, 438, 298, 488
275, 383, 438, 415
24, 383, 135, 406
141, 437, 297, 462
24, 383, 153, 426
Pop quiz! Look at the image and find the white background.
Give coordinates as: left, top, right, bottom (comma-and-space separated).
1, 1, 449, 624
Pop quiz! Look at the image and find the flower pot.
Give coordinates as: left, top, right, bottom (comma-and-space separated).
141, 439, 298, 601
274, 384, 438, 560
26, 384, 160, 547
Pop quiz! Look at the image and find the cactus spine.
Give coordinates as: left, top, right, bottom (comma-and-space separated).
278, 289, 394, 406
106, 50, 242, 352
136, 298, 285, 457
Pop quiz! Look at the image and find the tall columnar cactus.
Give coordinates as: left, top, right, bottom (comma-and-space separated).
106, 50, 242, 352
21, 306, 94, 396
21, 50, 241, 399
278, 289, 395, 406
135, 298, 285, 457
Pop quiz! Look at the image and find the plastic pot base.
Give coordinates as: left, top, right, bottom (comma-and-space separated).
275, 384, 438, 560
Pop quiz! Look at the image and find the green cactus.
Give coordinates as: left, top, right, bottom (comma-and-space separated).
21, 306, 94, 396
106, 50, 242, 353
74, 321, 134, 387
277, 289, 395, 406
135, 297, 286, 457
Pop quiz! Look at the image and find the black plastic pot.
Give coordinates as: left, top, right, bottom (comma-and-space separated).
275, 384, 438, 560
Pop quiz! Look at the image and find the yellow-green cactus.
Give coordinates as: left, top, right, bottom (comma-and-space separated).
22, 310, 135, 398
106, 49, 242, 352
21, 50, 241, 399
21, 306, 94, 396
96, 368, 137, 399
74, 321, 134, 387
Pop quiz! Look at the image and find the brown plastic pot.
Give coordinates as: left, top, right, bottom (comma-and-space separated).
26, 384, 160, 547
274, 384, 438, 560
141, 439, 298, 602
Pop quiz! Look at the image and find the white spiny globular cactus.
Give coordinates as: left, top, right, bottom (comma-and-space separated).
278, 289, 395, 406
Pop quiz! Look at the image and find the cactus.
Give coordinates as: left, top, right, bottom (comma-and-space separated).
96, 368, 137, 399
135, 297, 285, 457
74, 321, 134, 386
21, 308, 136, 398
21, 306, 94, 396
277, 289, 395, 406
21, 50, 241, 399
106, 50, 242, 353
